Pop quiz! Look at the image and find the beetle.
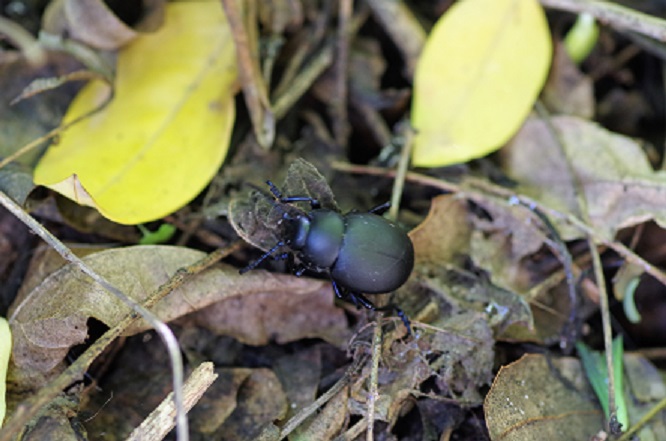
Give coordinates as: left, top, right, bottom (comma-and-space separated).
239, 179, 415, 330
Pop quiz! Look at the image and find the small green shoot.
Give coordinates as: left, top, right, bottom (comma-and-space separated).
564, 13, 599, 64
576, 336, 628, 430
621, 276, 642, 324
138, 223, 177, 245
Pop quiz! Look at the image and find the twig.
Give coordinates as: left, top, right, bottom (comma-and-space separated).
332, 0, 352, 147
366, 314, 384, 441
0, 16, 46, 65
219, 0, 274, 148
125, 363, 218, 441
0, 190, 190, 441
389, 121, 414, 221
276, 352, 367, 439
541, 0, 666, 42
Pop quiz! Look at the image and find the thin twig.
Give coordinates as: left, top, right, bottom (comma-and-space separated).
534, 102, 617, 430
332, 0, 352, 147
126, 363, 218, 441
219, 0, 274, 148
541, 0, 666, 42
366, 314, 383, 441
389, 121, 414, 221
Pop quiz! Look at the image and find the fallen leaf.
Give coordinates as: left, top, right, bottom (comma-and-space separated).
411, 0, 551, 166
405, 195, 533, 334
34, 1, 238, 224
542, 42, 594, 118
0, 318, 10, 427
484, 354, 603, 440
502, 115, 666, 240
42, 0, 164, 50
8, 245, 347, 388
214, 368, 288, 440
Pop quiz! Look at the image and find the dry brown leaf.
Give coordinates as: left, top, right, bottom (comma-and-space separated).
214, 368, 288, 440
272, 347, 322, 418
502, 115, 666, 240
623, 354, 666, 438
42, 0, 165, 50
542, 42, 594, 118
405, 195, 533, 334
8, 245, 348, 387
484, 354, 603, 440
409, 194, 471, 266
186, 285, 349, 347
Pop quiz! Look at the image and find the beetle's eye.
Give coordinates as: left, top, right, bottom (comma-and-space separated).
289, 216, 310, 249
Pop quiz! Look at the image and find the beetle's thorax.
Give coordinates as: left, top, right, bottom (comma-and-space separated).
291, 209, 344, 270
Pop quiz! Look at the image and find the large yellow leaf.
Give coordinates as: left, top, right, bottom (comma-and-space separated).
34, 1, 237, 224
411, 0, 551, 167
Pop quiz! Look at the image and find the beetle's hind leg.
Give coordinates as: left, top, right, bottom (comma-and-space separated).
331, 281, 412, 333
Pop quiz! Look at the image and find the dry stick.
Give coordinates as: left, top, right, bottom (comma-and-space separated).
332, 0, 352, 147
272, 43, 334, 119
272, 3, 332, 99
126, 362, 219, 441
219, 0, 274, 148
540, 0, 666, 42
366, 313, 383, 441
272, 10, 367, 120
0, 17, 46, 65
388, 122, 414, 221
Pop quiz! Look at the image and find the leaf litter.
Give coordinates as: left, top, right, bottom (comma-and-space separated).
3, 1, 666, 440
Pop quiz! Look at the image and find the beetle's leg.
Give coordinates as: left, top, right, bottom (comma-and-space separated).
267, 180, 321, 209
239, 241, 288, 274
332, 281, 412, 334
368, 201, 391, 215
293, 263, 307, 277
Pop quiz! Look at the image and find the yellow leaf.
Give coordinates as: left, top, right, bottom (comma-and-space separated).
411, 0, 551, 167
34, 1, 237, 224
0, 317, 10, 427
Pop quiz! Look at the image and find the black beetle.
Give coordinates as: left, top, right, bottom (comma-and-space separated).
238, 179, 415, 329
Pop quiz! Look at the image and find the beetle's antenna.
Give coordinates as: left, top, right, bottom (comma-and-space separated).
244, 181, 313, 219
267, 180, 321, 209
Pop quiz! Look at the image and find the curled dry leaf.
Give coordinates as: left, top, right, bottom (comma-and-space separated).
484, 354, 604, 440
229, 158, 338, 252
42, 0, 165, 50
8, 245, 348, 387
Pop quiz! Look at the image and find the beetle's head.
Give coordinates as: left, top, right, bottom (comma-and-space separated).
282, 212, 311, 250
